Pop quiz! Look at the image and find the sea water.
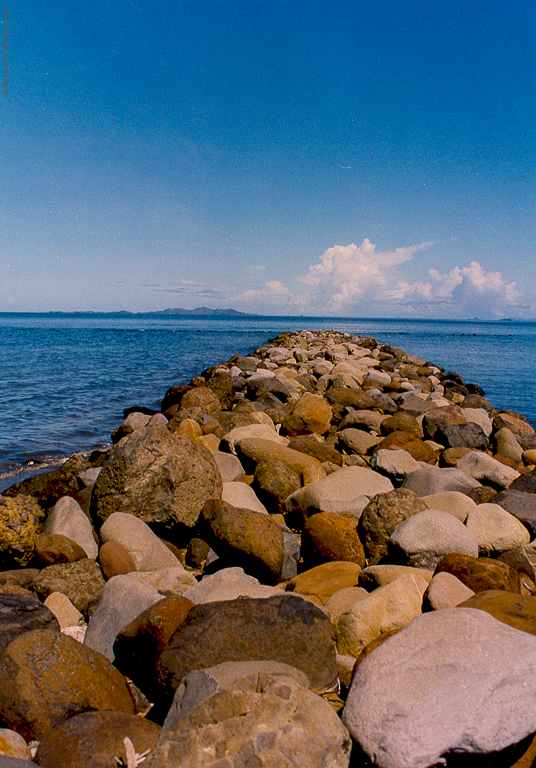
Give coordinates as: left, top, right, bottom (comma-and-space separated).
0, 313, 534, 491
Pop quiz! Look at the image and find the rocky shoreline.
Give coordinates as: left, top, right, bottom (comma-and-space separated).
1, 329, 536, 767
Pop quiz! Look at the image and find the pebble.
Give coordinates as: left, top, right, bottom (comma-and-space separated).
0, 328, 535, 766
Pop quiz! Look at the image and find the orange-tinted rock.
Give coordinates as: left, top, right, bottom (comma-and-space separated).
434, 553, 520, 594
375, 432, 438, 464
35, 534, 87, 565
302, 513, 366, 567
99, 541, 137, 579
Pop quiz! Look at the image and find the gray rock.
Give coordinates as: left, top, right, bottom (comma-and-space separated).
359, 489, 428, 562
0, 594, 60, 653
343, 608, 536, 768
456, 450, 520, 488
434, 422, 489, 450
182, 567, 282, 605
389, 508, 479, 569
492, 489, 536, 536
84, 574, 162, 660
402, 465, 481, 496
280, 523, 300, 580
99, 512, 185, 572
44, 496, 98, 559
91, 425, 222, 529
465, 502, 530, 556
370, 448, 421, 480
211, 451, 245, 482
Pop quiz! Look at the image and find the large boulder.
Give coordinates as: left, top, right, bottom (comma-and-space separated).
402, 465, 481, 496
434, 552, 521, 594
0, 629, 135, 740
465, 502, 531, 556
91, 425, 222, 529
389, 509, 479, 569
156, 594, 337, 711
281, 393, 333, 436
343, 608, 536, 768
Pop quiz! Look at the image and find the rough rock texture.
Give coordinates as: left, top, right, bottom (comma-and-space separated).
31, 559, 105, 617
0, 496, 44, 568
359, 489, 427, 562
34, 710, 161, 768
156, 594, 338, 709
0, 629, 135, 740
281, 393, 333, 436
343, 608, 536, 768
91, 425, 222, 529
146, 665, 351, 768
301, 512, 366, 566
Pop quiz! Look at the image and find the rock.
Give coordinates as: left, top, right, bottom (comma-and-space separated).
99, 512, 185, 572
434, 422, 489, 450
285, 561, 362, 604
201, 499, 284, 583
253, 459, 301, 513
113, 595, 194, 697
43, 593, 84, 629
235, 437, 326, 485
91, 426, 222, 529
182, 567, 281, 604
83, 574, 163, 661
281, 393, 333, 436
458, 590, 536, 635
301, 513, 366, 566
509, 468, 536, 493
279, 523, 300, 580
465, 502, 531, 556
98, 540, 137, 579
495, 427, 524, 463
222, 423, 288, 453
0, 629, 135, 740
323, 587, 369, 623
434, 552, 521, 593
359, 489, 428, 562
211, 451, 245, 482
34, 534, 87, 565
422, 571, 475, 611
156, 594, 338, 710
420, 490, 477, 522
343, 608, 536, 768
286, 466, 394, 522
0, 496, 44, 568
34, 711, 161, 768
287, 435, 344, 466
31, 559, 105, 617
43, 496, 98, 559
359, 564, 434, 590
0, 729, 32, 761
221, 481, 268, 515
0, 758, 38, 767
0, 594, 60, 654
370, 448, 421, 480
389, 508, 479, 569
493, 490, 536, 536
111, 411, 151, 443
456, 450, 520, 488
493, 412, 536, 442
380, 412, 423, 438
180, 386, 221, 414
338, 409, 386, 433
402, 465, 481, 496
336, 573, 426, 657
337, 428, 381, 455
145, 664, 351, 768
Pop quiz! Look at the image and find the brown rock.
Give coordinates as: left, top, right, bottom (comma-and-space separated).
0, 728, 32, 760
458, 590, 536, 635
180, 386, 221, 414
156, 595, 337, 712
325, 387, 376, 410
359, 489, 428, 562
31, 558, 105, 617
282, 393, 332, 436
99, 541, 137, 579
0, 629, 135, 739
375, 432, 438, 464
1, 454, 93, 508
380, 412, 423, 438
422, 404, 467, 440
285, 561, 362, 604
253, 460, 301, 514
441, 447, 472, 466
202, 499, 284, 583
35, 534, 87, 565
0, 496, 44, 568
287, 435, 344, 466
302, 513, 366, 567
35, 711, 161, 768
434, 552, 521, 594
91, 425, 223, 530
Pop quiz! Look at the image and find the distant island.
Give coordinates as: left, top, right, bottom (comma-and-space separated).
0, 307, 255, 317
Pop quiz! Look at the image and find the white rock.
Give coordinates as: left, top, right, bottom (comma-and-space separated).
343, 608, 536, 768
222, 481, 268, 514
212, 451, 245, 482
465, 502, 531, 555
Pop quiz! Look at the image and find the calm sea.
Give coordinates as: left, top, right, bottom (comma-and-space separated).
0, 314, 534, 491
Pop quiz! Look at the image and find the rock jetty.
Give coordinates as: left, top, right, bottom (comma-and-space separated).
1, 328, 536, 767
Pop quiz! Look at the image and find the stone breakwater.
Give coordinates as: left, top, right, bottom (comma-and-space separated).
1, 329, 536, 767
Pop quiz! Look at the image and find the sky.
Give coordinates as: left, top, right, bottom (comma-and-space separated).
1, 0, 535, 318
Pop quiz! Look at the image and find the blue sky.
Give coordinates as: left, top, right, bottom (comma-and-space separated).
2, 0, 535, 317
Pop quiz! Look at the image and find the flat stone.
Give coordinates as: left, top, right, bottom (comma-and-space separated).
236, 437, 326, 485
337, 428, 381, 455
389, 508, 479, 569
342, 608, 536, 768
422, 571, 475, 611
212, 451, 245, 482
370, 448, 421, 480
221, 481, 268, 515
285, 561, 362, 604
43, 593, 84, 629
421, 490, 477, 522
359, 565, 434, 590
182, 567, 281, 605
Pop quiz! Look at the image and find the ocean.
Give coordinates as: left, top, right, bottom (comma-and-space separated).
0, 313, 534, 492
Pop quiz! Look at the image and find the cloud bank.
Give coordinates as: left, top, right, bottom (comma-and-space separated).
231, 239, 524, 319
